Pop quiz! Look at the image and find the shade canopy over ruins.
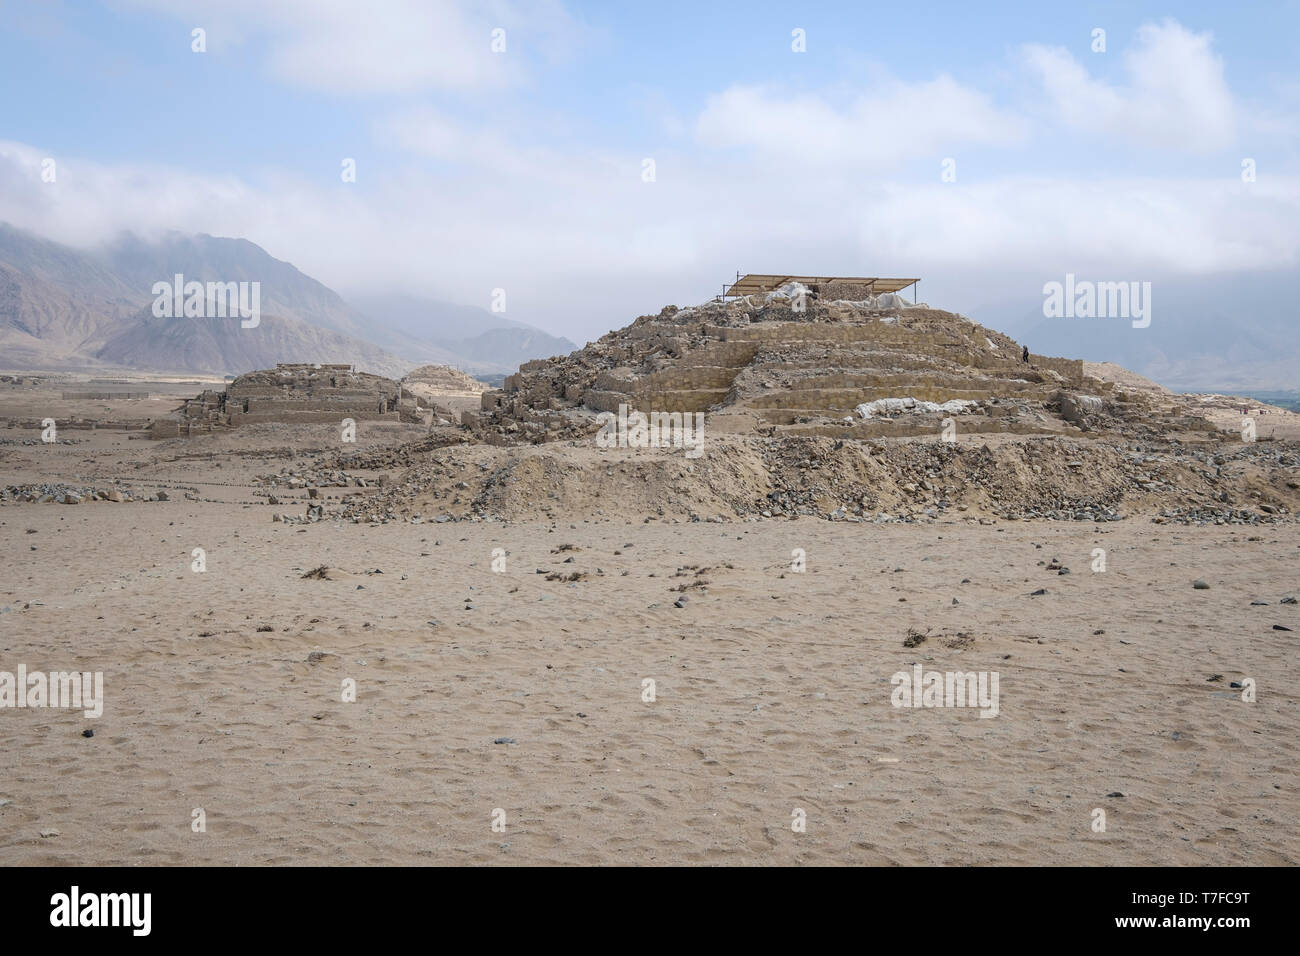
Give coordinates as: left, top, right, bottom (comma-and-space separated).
723, 274, 920, 298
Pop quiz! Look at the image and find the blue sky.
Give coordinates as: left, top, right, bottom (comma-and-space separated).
1, 0, 1298, 343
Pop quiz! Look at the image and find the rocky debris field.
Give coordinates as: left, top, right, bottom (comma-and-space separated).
252, 431, 1300, 527
2, 482, 173, 504
0, 437, 84, 446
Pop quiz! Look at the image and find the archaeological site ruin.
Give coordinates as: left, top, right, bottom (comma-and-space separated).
152, 363, 466, 438
464, 276, 1214, 445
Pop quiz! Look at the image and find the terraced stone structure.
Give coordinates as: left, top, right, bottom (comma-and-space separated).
152, 363, 421, 438
465, 295, 1215, 444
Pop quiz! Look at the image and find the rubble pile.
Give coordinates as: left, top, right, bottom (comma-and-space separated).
2, 482, 170, 503
250, 298, 1300, 526
278, 433, 1298, 527
461, 296, 1218, 444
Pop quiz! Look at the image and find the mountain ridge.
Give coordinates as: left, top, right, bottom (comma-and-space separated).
0, 223, 576, 379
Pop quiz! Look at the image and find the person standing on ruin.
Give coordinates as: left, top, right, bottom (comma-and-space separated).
1022, 345, 1030, 363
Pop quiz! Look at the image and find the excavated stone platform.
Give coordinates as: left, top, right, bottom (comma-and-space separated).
462, 296, 1213, 444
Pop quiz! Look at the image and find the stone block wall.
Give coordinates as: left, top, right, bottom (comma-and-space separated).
1029, 355, 1085, 383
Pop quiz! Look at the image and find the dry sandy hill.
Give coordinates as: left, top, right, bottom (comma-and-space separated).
402, 364, 487, 399
227, 293, 1299, 529
1086, 361, 1300, 441
464, 295, 1216, 446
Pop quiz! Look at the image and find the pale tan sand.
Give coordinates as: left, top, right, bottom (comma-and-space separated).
1, 430, 1296, 864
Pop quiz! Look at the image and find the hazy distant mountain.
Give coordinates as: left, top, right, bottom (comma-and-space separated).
348, 291, 531, 339
348, 291, 577, 374
973, 270, 1300, 394
96, 306, 410, 379
0, 224, 410, 376
0, 223, 575, 378
450, 325, 576, 368
102, 231, 374, 339
0, 224, 140, 360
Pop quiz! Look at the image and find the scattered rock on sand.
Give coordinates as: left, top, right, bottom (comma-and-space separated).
903, 628, 928, 648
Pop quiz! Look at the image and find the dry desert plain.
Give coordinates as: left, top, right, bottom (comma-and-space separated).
1, 388, 1298, 866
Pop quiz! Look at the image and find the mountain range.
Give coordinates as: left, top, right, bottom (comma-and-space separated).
5, 219, 1293, 395
0, 223, 576, 380
973, 269, 1300, 395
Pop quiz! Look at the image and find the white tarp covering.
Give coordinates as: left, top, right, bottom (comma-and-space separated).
679, 285, 928, 315
874, 292, 913, 309
856, 397, 980, 419
764, 281, 812, 304
830, 292, 924, 310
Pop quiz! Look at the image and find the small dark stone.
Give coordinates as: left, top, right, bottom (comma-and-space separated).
1192, 579, 1210, 589
1030, 588, 1048, 596
81, 729, 94, 738
493, 737, 516, 745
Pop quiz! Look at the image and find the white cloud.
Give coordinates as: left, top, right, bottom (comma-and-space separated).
119, 0, 584, 93
5, 129, 1298, 345
0, 141, 255, 246
1023, 19, 1236, 150
2, 15, 1295, 344
696, 75, 1027, 169
859, 177, 1299, 274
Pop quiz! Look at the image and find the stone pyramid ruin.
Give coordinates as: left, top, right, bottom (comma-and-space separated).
464, 284, 1214, 445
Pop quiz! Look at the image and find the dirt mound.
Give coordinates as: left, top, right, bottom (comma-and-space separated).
1084, 362, 1170, 394
229, 299, 1298, 527
461, 298, 1218, 446
293, 432, 1299, 526
403, 364, 486, 394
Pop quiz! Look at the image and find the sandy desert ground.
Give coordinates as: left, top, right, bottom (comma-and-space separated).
2, 412, 1297, 866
